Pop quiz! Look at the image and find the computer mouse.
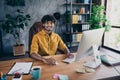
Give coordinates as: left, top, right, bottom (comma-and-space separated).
100, 55, 110, 64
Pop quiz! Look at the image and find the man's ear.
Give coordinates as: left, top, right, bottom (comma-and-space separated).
52, 23, 55, 27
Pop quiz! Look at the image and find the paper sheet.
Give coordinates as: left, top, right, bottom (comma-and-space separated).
7, 62, 33, 75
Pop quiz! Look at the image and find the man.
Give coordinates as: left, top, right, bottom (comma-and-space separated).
30, 15, 73, 65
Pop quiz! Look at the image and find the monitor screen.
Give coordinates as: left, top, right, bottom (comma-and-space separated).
75, 28, 105, 61
102, 27, 120, 53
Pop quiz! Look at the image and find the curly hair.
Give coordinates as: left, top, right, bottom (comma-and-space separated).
41, 15, 56, 24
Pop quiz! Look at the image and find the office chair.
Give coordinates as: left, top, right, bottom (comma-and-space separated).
29, 22, 43, 52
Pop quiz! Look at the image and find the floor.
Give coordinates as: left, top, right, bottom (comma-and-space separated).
0, 46, 78, 61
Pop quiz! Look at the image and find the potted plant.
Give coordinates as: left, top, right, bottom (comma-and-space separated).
1, 9, 30, 56
89, 5, 111, 31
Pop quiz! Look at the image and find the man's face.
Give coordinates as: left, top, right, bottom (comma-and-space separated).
43, 21, 55, 34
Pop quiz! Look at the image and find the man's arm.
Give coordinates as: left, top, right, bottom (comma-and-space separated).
30, 53, 57, 65
30, 53, 44, 61
58, 36, 74, 58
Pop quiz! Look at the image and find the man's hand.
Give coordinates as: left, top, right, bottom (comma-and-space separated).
65, 53, 74, 58
30, 53, 57, 65
42, 57, 57, 65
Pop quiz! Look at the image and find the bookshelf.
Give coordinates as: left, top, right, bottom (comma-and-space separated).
0, 30, 2, 54
64, 0, 93, 48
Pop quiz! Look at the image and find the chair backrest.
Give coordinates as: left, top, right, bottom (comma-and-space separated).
29, 22, 43, 51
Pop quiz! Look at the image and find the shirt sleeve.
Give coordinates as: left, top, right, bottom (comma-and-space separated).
30, 35, 39, 54
58, 35, 68, 51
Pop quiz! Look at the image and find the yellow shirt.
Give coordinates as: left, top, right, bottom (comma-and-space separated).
30, 30, 67, 56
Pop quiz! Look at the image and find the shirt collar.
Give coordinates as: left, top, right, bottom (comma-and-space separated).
41, 29, 53, 36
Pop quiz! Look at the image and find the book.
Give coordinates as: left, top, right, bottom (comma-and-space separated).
72, 15, 78, 24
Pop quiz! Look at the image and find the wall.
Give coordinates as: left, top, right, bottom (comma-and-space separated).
0, 0, 66, 55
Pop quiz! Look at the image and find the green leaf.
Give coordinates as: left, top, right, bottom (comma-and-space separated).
2, 9, 31, 42
89, 5, 110, 30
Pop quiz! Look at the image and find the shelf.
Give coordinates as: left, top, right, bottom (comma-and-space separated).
64, 0, 93, 48
66, 41, 80, 43
66, 22, 89, 25
65, 3, 91, 5
73, 22, 89, 24
65, 32, 82, 34
72, 13, 91, 15
66, 42, 79, 48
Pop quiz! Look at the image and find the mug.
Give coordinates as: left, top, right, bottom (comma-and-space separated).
1, 74, 7, 80
31, 66, 41, 80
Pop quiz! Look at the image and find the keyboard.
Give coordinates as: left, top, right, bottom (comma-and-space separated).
100, 48, 120, 66
100, 54, 120, 66
97, 75, 120, 80
62, 57, 75, 64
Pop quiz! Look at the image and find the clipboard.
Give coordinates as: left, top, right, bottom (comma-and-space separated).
7, 62, 33, 75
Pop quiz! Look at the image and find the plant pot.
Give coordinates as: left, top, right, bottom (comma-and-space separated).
13, 44, 25, 56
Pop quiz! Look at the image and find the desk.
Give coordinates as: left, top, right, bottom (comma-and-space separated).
0, 54, 120, 80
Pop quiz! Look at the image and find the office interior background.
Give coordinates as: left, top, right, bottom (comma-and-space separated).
0, 0, 120, 58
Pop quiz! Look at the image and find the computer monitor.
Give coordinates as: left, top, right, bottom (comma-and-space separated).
75, 28, 105, 61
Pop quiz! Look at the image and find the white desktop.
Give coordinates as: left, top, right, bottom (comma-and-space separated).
75, 28, 105, 68
63, 28, 105, 68
75, 28, 105, 61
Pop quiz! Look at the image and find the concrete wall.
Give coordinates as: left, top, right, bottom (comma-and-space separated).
0, 0, 66, 54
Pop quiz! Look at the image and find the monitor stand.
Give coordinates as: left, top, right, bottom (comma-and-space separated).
84, 60, 101, 68
83, 45, 102, 69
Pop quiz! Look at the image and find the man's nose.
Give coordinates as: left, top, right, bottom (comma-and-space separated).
48, 23, 53, 26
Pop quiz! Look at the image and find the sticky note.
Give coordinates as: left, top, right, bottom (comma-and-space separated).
76, 68, 86, 73
53, 73, 59, 79
58, 74, 69, 80
85, 67, 95, 73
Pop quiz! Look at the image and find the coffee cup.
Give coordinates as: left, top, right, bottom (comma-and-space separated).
31, 66, 41, 80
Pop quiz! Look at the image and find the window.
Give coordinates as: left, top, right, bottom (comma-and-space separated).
103, 0, 120, 53
103, 27, 120, 52
106, 0, 120, 26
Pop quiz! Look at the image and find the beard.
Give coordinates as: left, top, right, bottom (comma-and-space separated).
44, 26, 54, 33
45, 27, 53, 31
